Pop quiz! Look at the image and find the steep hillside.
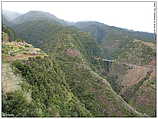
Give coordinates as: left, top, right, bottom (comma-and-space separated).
2, 10, 156, 117
129, 69, 156, 116
2, 24, 145, 117
12, 20, 62, 48
116, 39, 156, 65
11, 12, 155, 60
74, 21, 155, 59
106, 40, 156, 116
3, 57, 92, 117
32, 27, 144, 117
2, 27, 92, 117
2, 26, 47, 62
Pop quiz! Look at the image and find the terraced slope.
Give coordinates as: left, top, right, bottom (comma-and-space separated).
22, 26, 145, 117
128, 59, 156, 116
2, 25, 145, 117
2, 27, 92, 117
74, 21, 155, 59
2, 11, 156, 117
106, 40, 156, 116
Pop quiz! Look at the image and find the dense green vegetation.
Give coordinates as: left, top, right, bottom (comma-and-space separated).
13, 20, 62, 48
115, 40, 156, 65
2, 25, 144, 117
105, 40, 156, 116
2, 10, 156, 117
129, 79, 156, 116
3, 57, 92, 117
75, 21, 155, 59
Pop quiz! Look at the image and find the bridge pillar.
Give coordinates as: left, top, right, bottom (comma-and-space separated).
104, 61, 112, 73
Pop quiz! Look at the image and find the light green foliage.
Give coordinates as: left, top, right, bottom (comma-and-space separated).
129, 79, 156, 116
2, 16, 156, 117
75, 22, 155, 59
2, 40, 46, 58
3, 57, 92, 117
116, 40, 156, 65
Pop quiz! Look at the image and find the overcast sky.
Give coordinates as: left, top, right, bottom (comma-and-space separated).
2, 2, 155, 33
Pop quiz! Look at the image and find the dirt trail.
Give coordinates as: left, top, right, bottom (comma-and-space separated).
3, 54, 43, 62
2, 63, 22, 94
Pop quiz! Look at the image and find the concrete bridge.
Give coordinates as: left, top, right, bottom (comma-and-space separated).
93, 57, 114, 72
102, 59, 114, 72
102, 59, 138, 70
94, 57, 138, 72
102, 59, 114, 63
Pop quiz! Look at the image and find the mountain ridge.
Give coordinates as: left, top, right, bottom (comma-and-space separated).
2, 10, 156, 117
3, 10, 155, 34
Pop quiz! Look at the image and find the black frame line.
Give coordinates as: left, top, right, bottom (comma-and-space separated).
1, 1, 157, 2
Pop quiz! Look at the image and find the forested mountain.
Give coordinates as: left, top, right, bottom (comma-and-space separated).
74, 21, 155, 43
12, 11, 73, 25
2, 10, 156, 117
6, 11, 155, 59
74, 21, 155, 59
106, 39, 156, 116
